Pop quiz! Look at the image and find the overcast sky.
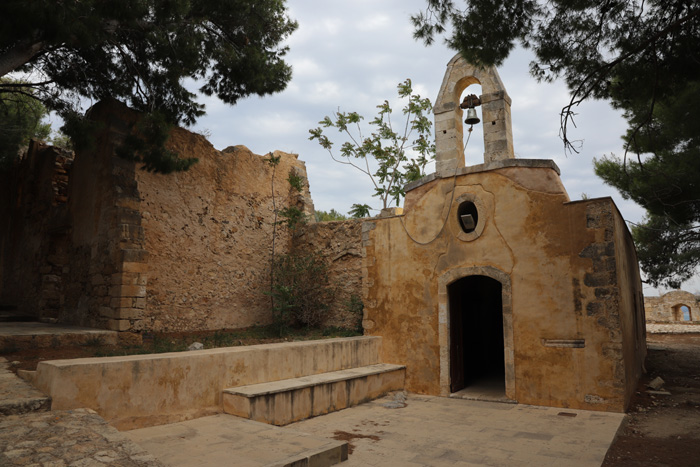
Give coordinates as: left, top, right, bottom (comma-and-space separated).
188, 1, 695, 294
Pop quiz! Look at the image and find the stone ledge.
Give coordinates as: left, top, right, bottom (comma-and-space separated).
224, 363, 405, 397
223, 363, 405, 426
405, 159, 561, 192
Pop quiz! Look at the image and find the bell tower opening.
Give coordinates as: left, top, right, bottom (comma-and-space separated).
448, 275, 506, 400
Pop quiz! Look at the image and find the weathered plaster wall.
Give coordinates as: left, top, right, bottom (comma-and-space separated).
363, 163, 645, 412
293, 219, 364, 329
645, 290, 700, 323
611, 204, 647, 404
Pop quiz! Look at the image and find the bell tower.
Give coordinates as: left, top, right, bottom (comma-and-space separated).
433, 55, 515, 174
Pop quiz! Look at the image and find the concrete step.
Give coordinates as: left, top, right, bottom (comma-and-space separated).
223, 363, 405, 426
0, 307, 35, 322
0, 358, 51, 416
0, 322, 117, 351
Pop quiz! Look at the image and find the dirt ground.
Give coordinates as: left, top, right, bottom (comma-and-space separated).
603, 333, 700, 466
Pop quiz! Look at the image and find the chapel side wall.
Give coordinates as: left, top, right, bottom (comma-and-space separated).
135, 135, 312, 332
364, 169, 631, 411
293, 219, 364, 330
611, 204, 647, 407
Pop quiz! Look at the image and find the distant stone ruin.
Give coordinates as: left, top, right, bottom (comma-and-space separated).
645, 290, 699, 323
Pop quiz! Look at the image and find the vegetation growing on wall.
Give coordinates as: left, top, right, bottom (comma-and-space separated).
268, 250, 336, 336
315, 209, 348, 222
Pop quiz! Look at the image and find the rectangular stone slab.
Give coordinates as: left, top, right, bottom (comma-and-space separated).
223, 363, 405, 426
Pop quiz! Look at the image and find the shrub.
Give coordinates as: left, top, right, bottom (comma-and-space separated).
269, 250, 335, 335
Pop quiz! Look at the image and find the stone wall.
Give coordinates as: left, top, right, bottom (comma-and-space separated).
645, 290, 700, 323
0, 141, 74, 321
136, 135, 313, 332
0, 100, 326, 332
293, 219, 364, 329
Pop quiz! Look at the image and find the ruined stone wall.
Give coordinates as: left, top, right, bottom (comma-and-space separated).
136, 133, 313, 332
0, 142, 74, 320
293, 219, 364, 329
645, 290, 699, 323
0, 99, 317, 333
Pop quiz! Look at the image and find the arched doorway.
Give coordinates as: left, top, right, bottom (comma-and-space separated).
448, 275, 506, 397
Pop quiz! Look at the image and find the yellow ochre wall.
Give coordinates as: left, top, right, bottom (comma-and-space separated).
362, 162, 646, 412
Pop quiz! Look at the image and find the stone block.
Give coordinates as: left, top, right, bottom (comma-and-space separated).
120, 249, 149, 263
584, 271, 616, 288
107, 319, 131, 331
116, 207, 141, 225
113, 285, 146, 298
91, 274, 105, 286
117, 308, 144, 320
111, 272, 147, 286
111, 297, 134, 308
99, 306, 116, 318
120, 262, 148, 273
119, 224, 144, 242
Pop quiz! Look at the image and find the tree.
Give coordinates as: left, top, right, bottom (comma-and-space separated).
309, 79, 435, 211
348, 204, 371, 219
0, 80, 50, 168
413, 1, 699, 151
413, 1, 700, 287
315, 209, 348, 222
0, 0, 297, 172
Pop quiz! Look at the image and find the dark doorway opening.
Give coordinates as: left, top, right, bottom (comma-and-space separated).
449, 275, 505, 396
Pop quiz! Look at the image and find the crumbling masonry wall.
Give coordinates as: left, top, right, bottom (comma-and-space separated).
0, 100, 334, 332
0, 142, 74, 321
136, 135, 313, 332
293, 219, 364, 330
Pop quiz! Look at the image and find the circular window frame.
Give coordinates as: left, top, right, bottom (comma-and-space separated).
453, 193, 486, 242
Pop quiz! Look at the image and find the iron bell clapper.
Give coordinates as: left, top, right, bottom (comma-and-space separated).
464, 107, 480, 125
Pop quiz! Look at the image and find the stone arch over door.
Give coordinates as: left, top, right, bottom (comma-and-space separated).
438, 266, 514, 400
434, 55, 515, 174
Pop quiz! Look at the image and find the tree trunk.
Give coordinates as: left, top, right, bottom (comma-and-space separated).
0, 39, 45, 77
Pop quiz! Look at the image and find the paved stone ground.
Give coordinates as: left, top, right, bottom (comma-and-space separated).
0, 357, 163, 466
126, 413, 347, 467
0, 409, 164, 466
0, 357, 50, 416
290, 392, 625, 466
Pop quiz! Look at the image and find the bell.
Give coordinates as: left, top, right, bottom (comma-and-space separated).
464, 107, 480, 125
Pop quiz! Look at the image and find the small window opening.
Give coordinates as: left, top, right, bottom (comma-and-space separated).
458, 201, 478, 233
681, 305, 691, 321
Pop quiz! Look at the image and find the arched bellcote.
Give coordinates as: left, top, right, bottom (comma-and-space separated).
434, 54, 515, 174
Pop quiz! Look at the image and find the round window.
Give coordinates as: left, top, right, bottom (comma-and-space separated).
457, 201, 478, 233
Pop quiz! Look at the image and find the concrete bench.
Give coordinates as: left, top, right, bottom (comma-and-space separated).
223, 363, 405, 426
